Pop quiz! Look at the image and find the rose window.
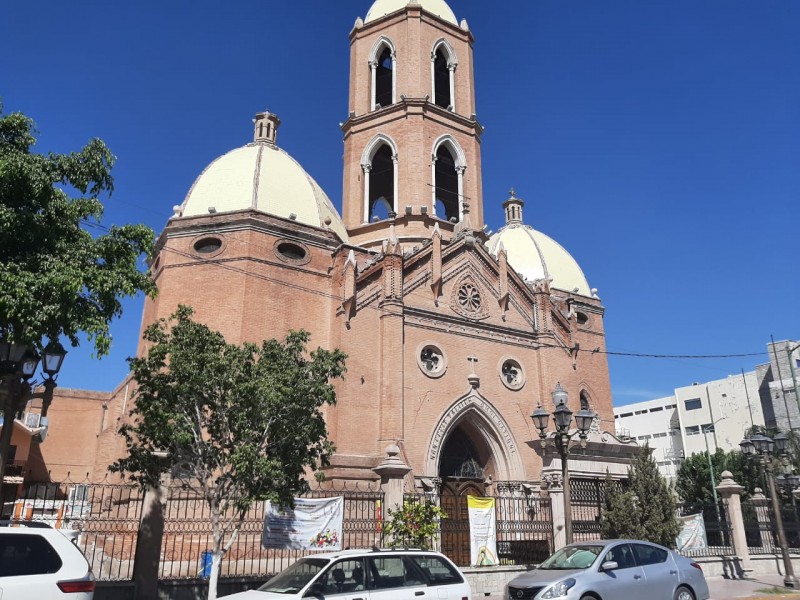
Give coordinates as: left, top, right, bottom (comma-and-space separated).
458, 284, 481, 313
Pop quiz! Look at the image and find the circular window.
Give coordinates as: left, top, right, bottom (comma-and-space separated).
277, 242, 306, 260
417, 343, 447, 378
274, 240, 311, 265
498, 357, 525, 391
576, 311, 590, 327
458, 283, 482, 313
193, 237, 222, 254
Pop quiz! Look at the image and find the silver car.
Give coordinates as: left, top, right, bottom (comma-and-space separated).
506, 539, 709, 600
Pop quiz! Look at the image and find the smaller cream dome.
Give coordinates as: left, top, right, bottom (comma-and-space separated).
179, 111, 348, 243
365, 0, 457, 25
487, 191, 592, 296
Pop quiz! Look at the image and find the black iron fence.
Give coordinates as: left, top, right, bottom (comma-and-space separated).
404, 483, 554, 567
675, 502, 734, 557
3, 478, 382, 581
570, 478, 604, 542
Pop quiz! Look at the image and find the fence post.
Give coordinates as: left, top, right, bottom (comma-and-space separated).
716, 470, 752, 574
542, 475, 567, 550
132, 478, 167, 600
373, 444, 412, 542
751, 487, 773, 551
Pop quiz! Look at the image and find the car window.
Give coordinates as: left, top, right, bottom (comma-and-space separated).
602, 543, 636, 569
0, 533, 63, 577
540, 545, 603, 570
318, 559, 366, 595
367, 556, 426, 589
260, 557, 328, 594
408, 555, 463, 585
632, 543, 668, 566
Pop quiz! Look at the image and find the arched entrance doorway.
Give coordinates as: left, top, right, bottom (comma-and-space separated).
427, 389, 526, 566
438, 425, 488, 565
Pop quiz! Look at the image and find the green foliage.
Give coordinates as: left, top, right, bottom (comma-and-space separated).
0, 104, 155, 354
383, 501, 447, 549
112, 306, 347, 506
111, 306, 346, 600
675, 448, 762, 505
601, 445, 681, 547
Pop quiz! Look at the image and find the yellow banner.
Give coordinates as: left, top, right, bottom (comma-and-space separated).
467, 496, 495, 510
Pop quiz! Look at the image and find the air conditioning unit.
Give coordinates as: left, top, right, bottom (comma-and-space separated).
24, 412, 41, 428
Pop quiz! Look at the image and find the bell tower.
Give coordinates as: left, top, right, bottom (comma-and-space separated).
342, 0, 485, 250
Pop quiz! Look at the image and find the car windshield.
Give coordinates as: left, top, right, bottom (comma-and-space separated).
258, 558, 329, 594
539, 545, 603, 570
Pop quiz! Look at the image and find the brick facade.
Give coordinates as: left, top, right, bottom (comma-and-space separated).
37, 1, 632, 487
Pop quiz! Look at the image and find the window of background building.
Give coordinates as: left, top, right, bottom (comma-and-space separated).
635, 410, 647, 415
684, 398, 702, 411
702, 423, 714, 433
620, 413, 633, 419
650, 407, 663, 413
685, 425, 700, 436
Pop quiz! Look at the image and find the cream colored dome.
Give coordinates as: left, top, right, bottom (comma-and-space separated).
179, 111, 348, 242
487, 193, 591, 296
365, 0, 457, 24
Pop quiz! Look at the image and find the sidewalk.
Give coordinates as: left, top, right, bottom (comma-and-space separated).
708, 575, 800, 599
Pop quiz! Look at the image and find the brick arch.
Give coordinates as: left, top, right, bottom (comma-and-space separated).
425, 388, 525, 481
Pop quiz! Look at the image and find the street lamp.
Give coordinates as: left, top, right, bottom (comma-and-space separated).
787, 342, 800, 417
531, 382, 597, 545
740, 431, 798, 588
0, 338, 67, 487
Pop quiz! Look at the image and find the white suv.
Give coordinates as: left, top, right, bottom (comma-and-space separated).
0, 521, 95, 599
227, 548, 471, 600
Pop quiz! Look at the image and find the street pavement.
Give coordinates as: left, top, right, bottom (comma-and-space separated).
706, 574, 800, 599
483, 575, 800, 599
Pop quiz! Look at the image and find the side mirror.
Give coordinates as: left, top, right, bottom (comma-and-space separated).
601, 561, 618, 572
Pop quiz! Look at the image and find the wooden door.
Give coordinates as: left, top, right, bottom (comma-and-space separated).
439, 479, 485, 566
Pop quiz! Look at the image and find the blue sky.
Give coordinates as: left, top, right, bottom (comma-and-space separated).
1, 1, 798, 406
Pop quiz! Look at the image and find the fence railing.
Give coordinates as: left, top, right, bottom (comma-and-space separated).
676, 502, 734, 557
404, 485, 554, 567
3, 478, 383, 581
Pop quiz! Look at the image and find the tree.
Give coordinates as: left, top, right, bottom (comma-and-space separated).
675, 448, 762, 506
0, 104, 155, 354
383, 500, 447, 549
111, 306, 346, 600
601, 445, 681, 547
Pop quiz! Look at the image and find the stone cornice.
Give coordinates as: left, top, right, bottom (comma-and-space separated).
341, 97, 483, 138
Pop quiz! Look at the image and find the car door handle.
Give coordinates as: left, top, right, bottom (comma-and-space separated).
633, 574, 642, 580
670, 570, 678, 575
415, 592, 425, 596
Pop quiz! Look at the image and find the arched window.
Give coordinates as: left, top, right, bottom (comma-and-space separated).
433, 49, 451, 109
580, 391, 591, 411
370, 38, 396, 111
431, 40, 457, 111
362, 140, 398, 223
433, 144, 461, 223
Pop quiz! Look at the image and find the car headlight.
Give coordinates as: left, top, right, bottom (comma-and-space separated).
540, 578, 576, 598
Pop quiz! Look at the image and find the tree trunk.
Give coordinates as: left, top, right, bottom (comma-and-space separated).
207, 509, 223, 600
207, 551, 223, 600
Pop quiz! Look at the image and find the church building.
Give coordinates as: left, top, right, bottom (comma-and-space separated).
34, 0, 638, 557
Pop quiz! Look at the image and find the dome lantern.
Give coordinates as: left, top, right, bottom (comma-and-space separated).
253, 110, 280, 145
503, 188, 524, 225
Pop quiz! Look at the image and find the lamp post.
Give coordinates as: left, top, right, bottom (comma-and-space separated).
787, 342, 800, 416
701, 420, 727, 525
531, 382, 597, 545
0, 339, 66, 487
740, 432, 798, 588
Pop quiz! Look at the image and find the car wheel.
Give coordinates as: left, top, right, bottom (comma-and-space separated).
674, 586, 695, 600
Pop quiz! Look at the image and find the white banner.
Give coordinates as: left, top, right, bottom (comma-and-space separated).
467, 496, 497, 566
675, 513, 708, 552
262, 497, 344, 550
